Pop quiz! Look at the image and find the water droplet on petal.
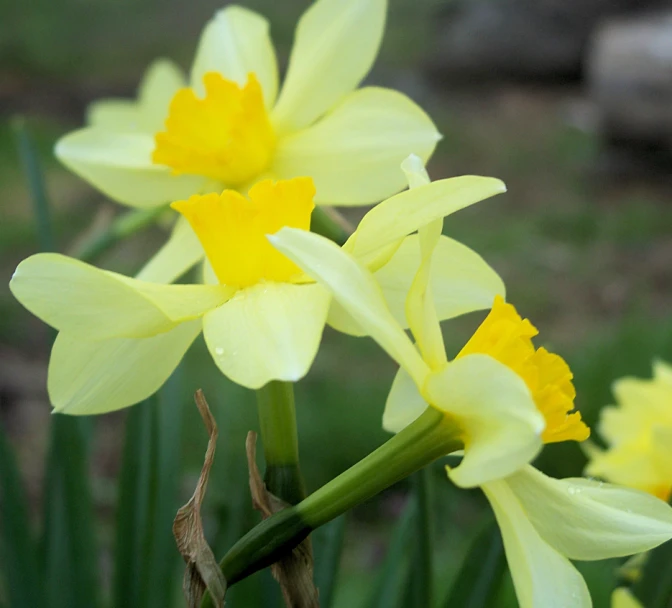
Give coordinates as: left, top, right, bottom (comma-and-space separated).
215, 347, 224, 356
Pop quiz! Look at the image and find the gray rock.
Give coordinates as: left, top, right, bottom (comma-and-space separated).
429, 0, 669, 80
588, 11, 672, 144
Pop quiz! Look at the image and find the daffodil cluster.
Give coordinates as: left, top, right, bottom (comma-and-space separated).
270, 157, 672, 608
56, 0, 439, 283
10, 170, 504, 412
8, 0, 672, 606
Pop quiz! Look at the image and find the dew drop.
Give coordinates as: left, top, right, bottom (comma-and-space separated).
215, 347, 224, 356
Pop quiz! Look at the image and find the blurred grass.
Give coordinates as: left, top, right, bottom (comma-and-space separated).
2, 0, 672, 606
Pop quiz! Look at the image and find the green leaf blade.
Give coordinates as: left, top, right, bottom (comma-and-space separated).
0, 422, 45, 608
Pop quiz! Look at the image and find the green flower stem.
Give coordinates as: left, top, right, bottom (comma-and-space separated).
295, 407, 457, 528
203, 407, 460, 604
256, 381, 306, 505
311, 206, 353, 246
72, 205, 170, 263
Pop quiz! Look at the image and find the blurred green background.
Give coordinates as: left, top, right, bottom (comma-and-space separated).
2, 0, 672, 606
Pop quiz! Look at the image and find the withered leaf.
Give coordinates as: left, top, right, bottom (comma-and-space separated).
173, 390, 227, 607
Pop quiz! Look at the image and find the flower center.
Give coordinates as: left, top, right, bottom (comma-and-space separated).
153, 72, 275, 185
457, 296, 590, 444
172, 178, 315, 288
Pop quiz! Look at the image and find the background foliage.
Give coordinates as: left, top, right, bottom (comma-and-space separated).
2, 1, 672, 606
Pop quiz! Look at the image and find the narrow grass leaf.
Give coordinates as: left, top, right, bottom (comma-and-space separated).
114, 369, 186, 608
313, 515, 347, 608
368, 498, 417, 608
11, 117, 55, 252
41, 416, 99, 608
441, 519, 506, 608
0, 422, 45, 607
409, 468, 433, 607
113, 398, 154, 608
143, 368, 185, 608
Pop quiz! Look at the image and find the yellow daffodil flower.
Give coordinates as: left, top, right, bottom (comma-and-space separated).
612, 588, 643, 608
10, 162, 506, 414
55, 0, 440, 284
271, 158, 586, 486
585, 360, 672, 502
269, 162, 672, 608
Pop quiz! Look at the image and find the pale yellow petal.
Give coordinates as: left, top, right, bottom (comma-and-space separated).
424, 354, 544, 488
135, 215, 205, 283
201, 259, 218, 285
400, 154, 446, 367
54, 129, 205, 208
114, 278, 233, 326
596, 405, 634, 447
327, 234, 504, 337
325, 299, 365, 336
653, 359, 672, 385
598, 374, 672, 448
400, 153, 431, 189
271, 0, 386, 133
481, 477, 591, 608
377, 235, 505, 327
506, 465, 672, 560
272, 87, 439, 204
189, 6, 278, 108
137, 59, 187, 132
86, 60, 184, 133
404, 219, 446, 369
613, 376, 672, 420
86, 100, 141, 131
585, 444, 667, 495
49, 321, 200, 415
383, 367, 429, 433
10, 253, 230, 339
346, 176, 506, 264
652, 426, 672, 480
612, 589, 643, 608
269, 227, 429, 387
202, 281, 330, 389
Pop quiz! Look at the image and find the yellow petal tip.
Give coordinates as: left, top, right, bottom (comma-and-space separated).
173, 179, 315, 287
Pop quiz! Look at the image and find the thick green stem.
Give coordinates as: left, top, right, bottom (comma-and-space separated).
205, 407, 460, 602
256, 381, 305, 505
296, 407, 457, 528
